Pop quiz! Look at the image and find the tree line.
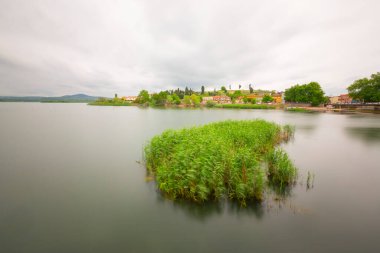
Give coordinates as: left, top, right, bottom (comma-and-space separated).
347, 72, 380, 103
135, 87, 276, 107
133, 72, 380, 107
284, 82, 327, 106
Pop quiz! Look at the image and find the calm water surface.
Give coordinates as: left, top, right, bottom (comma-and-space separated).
0, 103, 379, 253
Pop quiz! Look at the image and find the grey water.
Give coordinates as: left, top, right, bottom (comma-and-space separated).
0, 103, 379, 253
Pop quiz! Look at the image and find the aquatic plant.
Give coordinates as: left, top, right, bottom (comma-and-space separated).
267, 148, 297, 187
280, 125, 295, 142
306, 171, 315, 190
144, 120, 297, 204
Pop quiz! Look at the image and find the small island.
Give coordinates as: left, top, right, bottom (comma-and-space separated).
144, 120, 297, 205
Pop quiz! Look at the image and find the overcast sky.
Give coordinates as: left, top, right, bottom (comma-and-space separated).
0, 0, 379, 96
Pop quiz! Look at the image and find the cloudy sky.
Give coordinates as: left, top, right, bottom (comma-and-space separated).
0, 0, 379, 96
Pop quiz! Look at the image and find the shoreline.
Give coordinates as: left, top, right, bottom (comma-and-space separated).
1, 101, 378, 114
88, 102, 380, 114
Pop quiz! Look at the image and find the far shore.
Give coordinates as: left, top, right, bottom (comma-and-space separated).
87, 101, 380, 114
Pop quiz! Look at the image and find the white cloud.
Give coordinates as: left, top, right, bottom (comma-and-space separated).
0, 0, 379, 96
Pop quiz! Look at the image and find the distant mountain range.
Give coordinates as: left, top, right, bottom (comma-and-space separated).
0, 94, 102, 102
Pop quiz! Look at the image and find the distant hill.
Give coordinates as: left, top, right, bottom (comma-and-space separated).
0, 94, 101, 102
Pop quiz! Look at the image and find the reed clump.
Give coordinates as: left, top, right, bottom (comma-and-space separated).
144, 120, 296, 204
267, 148, 297, 186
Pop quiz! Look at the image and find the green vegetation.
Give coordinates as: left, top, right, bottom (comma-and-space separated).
134, 89, 202, 107
214, 104, 275, 109
205, 100, 216, 107
285, 107, 312, 113
127, 86, 288, 110
228, 90, 243, 102
136, 90, 150, 104
262, 94, 274, 103
267, 148, 297, 187
284, 82, 326, 106
347, 72, 380, 103
144, 120, 297, 205
249, 84, 254, 94
88, 97, 132, 106
248, 98, 257, 104
172, 94, 181, 105
183, 95, 191, 106
190, 94, 201, 107
150, 91, 168, 106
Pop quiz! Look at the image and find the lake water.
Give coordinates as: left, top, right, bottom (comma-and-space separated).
0, 103, 379, 253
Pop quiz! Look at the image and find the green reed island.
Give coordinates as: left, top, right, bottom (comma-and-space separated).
144, 120, 297, 205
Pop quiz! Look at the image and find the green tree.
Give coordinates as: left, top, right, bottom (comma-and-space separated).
284, 82, 325, 106
151, 91, 168, 106
172, 93, 181, 105
201, 85, 205, 94
137, 90, 150, 104
262, 94, 274, 103
206, 100, 216, 107
221, 86, 227, 93
190, 94, 200, 107
166, 95, 173, 104
229, 90, 242, 101
347, 72, 380, 103
249, 84, 253, 94
183, 95, 191, 106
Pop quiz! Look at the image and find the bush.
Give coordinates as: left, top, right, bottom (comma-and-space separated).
206, 100, 216, 107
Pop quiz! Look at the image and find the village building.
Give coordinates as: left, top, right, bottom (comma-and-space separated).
271, 92, 283, 104
246, 93, 264, 103
213, 96, 231, 104
227, 89, 250, 95
235, 96, 245, 104
329, 96, 340, 104
121, 96, 138, 102
201, 96, 214, 104
338, 94, 352, 104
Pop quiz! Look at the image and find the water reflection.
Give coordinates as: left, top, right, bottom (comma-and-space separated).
0, 206, 34, 244
154, 181, 301, 222
295, 125, 316, 134
157, 196, 224, 222
267, 182, 295, 198
156, 195, 265, 222
344, 127, 380, 143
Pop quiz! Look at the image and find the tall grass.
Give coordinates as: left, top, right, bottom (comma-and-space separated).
144, 120, 296, 204
267, 148, 297, 187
